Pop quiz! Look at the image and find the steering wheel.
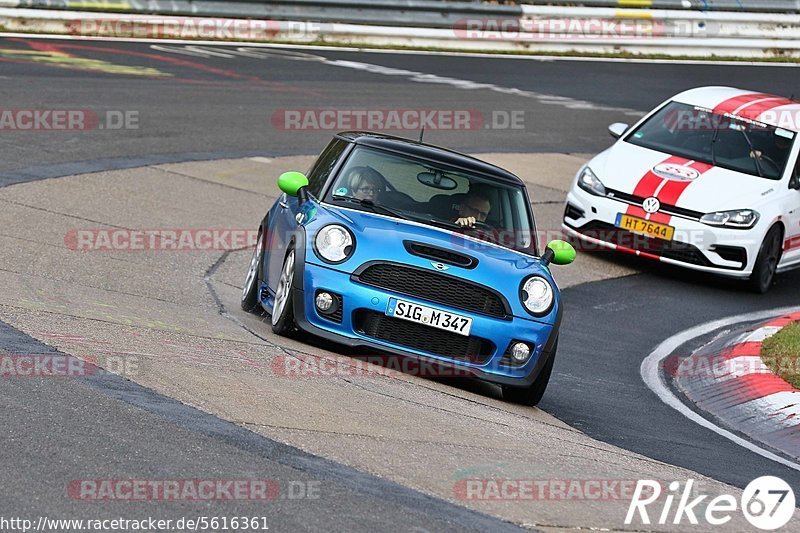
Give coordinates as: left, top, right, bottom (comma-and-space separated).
454, 219, 492, 231
470, 220, 493, 231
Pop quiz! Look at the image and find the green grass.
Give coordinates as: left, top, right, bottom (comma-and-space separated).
761, 321, 800, 389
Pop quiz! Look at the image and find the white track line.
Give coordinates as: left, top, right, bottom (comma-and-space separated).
0, 32, 798, 67
640, 305, 800, 472
0, 32, 642, 116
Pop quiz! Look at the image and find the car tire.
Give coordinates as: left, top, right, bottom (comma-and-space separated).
241, 228, 264, 312
271, 247, 297, 336
748, 226, 783, 294
502, 339, 557, 407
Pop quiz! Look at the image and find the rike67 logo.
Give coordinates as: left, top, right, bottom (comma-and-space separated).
626, 477, 795, 530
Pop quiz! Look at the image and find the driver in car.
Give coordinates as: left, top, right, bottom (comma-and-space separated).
344, 166, 386, 202
454, 187, 492, 228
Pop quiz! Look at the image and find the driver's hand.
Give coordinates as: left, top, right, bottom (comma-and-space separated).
454, 216, 476, 227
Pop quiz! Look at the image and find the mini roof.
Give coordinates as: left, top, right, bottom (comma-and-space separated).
335, 131, 525, 185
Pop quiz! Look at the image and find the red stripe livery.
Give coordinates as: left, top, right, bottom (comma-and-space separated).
626, 158, 712, 224
712, 92, 795, 122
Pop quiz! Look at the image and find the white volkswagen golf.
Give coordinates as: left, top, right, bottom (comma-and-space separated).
563, 86, 800, 293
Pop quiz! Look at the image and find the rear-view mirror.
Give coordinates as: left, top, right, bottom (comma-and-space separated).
417, 171, 457, 190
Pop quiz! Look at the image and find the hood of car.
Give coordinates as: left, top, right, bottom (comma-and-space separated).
305, 203, 558, 322
594, 142, 778, 212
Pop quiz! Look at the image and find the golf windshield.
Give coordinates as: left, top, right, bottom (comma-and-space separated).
324, 146, 536, 254
626, 101, 796, 180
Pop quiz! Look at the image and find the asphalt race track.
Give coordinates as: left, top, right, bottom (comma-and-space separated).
2, 38, 798, 177
2, 36, 800, 530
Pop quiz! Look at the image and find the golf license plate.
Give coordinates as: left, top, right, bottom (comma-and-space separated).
386, 298, 472, 337
615, 213, 675, 241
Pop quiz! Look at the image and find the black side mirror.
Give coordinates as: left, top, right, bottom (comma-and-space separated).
298, 186, 309, 205
790, 168, 800, 189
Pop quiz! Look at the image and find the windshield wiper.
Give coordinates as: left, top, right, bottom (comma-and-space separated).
331, 196, 412, 221
710, 119, 720, 166
738, 127, 765, 178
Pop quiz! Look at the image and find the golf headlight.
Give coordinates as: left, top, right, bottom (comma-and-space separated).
314, 225, 355, 263
700, 209, 760, 229
577, 166, 606, 196
520, 276, 554, 316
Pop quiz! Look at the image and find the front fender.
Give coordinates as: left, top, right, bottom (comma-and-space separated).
291, 225, 308, 293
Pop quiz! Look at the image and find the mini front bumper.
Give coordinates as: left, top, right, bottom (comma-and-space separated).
563, 186, 762, 279
289, 260, 559, 387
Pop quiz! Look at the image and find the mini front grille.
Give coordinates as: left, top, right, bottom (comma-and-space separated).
353, 309, 494, 364
354, 263, 509, 319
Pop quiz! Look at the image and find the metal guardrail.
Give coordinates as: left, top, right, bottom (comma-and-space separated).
1, 1, 799, 58
11, 0, 524, 27
520, 5, 800, 40
520, 1, 800, 13
11, 0, 800, 24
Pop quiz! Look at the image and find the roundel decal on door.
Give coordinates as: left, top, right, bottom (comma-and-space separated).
652, 163, 700, 182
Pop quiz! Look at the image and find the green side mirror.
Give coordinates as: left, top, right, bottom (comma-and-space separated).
278, 171, 309, 197
543, 240, 576, 266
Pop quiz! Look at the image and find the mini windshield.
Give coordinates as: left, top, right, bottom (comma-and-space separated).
626, 101, 796, 180
324, 146, 536, 254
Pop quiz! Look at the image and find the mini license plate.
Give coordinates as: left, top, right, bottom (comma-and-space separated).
386, 298, 472, 337
615, 214, 675, 241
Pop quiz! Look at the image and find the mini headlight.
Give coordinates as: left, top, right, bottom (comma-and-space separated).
577, 166, 606, 197
700, 209, 760, 229
314, 225, 355, 263
520, 276, 554, 316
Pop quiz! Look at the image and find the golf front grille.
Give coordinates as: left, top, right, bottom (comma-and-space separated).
570, 221, 715, 268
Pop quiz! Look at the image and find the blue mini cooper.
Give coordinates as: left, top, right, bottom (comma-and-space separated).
241, 132, 575, 405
